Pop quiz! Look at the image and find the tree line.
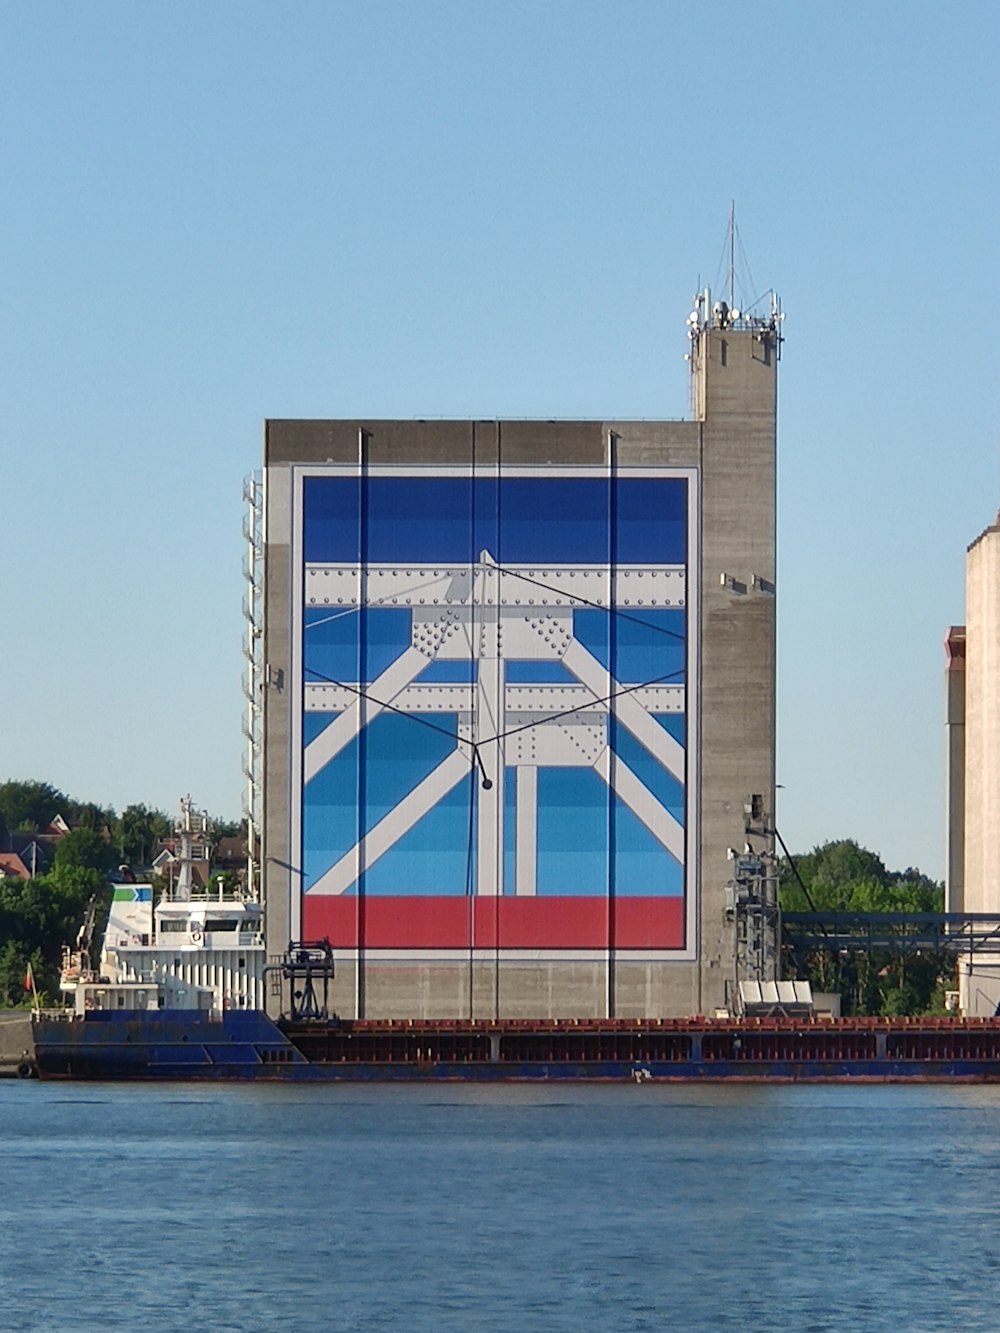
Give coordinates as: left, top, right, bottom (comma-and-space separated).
0, 779, 240, 865
0, 779, 240, 1006
779, 839, 948, 1016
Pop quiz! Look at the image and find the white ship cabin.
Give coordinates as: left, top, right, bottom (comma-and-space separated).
101, 881, 264, 954
154, 896, 264, 948
67, 978, 215, 1017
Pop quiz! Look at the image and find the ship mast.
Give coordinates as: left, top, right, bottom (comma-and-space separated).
173, 795, 209, 902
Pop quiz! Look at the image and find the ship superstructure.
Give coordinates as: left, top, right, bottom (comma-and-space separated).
59, 797, 265, 1017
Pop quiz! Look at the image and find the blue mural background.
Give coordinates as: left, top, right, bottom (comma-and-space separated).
299, 472, 689, 906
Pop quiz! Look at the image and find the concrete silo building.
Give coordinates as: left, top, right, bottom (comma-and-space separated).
949, 516, 1000, 1015
256, 294, 781, 1020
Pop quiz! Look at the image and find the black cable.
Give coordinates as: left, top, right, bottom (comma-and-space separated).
471, 743, 493, 789
773, 824, 831, 941
773, 826, 838, 990
304, 661, 686, 759
463, 770, 477, 900
734, 221, 758, 314
303, 663, 464, 746
479, 666, 686, 747
490, 560, 686, 644
305, 662, 497, 793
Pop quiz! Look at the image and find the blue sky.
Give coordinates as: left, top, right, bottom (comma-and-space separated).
2, 1, 997, 877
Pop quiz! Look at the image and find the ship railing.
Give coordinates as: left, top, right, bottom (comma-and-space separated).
163, 887, 255, 903
33, 1008, 77, 1023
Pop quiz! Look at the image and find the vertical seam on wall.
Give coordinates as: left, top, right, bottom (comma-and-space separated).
495, 420, 502, 1019
608, 430, 617, 1019
357, 427, 368, 1019
467, 423, 477, 1017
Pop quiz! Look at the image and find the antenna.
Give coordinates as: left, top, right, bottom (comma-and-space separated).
728, 199, 735, 311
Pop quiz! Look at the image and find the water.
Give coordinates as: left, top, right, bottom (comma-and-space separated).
1, 1082, 999, 1331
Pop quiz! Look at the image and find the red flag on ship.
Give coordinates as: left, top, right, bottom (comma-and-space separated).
23, 963, 34, 993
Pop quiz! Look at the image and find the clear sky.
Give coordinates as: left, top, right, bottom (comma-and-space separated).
2, 1, 997, 878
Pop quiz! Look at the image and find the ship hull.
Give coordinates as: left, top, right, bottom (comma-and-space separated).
31, 1010, 1000, 1083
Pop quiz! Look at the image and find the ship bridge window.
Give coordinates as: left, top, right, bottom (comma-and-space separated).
204, 918, 239, 933
160, 920, 189, 932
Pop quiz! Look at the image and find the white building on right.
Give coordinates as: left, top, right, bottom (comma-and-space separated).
948, 513, 1000, 1015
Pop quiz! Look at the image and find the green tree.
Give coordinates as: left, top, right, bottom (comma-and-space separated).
0, 780, 65, 832
116, 803, 170, 867
64, 799, 115, 831
780, 840, 948, 1016
53, 827, 117, 874
0, 939, 42, 1007
0, 864, 105, 1002
779, 840, 890, 912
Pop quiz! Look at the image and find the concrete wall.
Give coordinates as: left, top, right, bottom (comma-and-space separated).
261, 323, 777, 1019
0, 1012, 34, 1072
957, 525, 1000, 1017
957, 957, 1000, 1019
963, 522, 1000, 916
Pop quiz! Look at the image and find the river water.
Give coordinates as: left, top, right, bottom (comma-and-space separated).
1, 1081, 998, 1331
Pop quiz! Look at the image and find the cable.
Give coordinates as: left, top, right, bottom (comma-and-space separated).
480, 667, 685, 747
303, 663, 463, 746
472, 743, 493, 790
734, 221, 758, 314
773, 824, 832, 944
304, 659, 685, 756
490, 560, 686, 644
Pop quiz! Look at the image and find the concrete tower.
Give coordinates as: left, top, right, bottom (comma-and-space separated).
954, 517, 1000, 1014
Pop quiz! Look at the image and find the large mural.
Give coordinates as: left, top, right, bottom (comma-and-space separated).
292, 466, 696, 954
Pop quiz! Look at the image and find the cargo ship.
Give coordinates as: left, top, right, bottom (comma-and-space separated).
32, 925, 1000, 1083
31, 1001, 1000, 1083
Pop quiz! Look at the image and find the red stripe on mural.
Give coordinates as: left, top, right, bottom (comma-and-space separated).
611, 898, 685, 949
472, 898, 609, 949
302, 896, 685, 950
